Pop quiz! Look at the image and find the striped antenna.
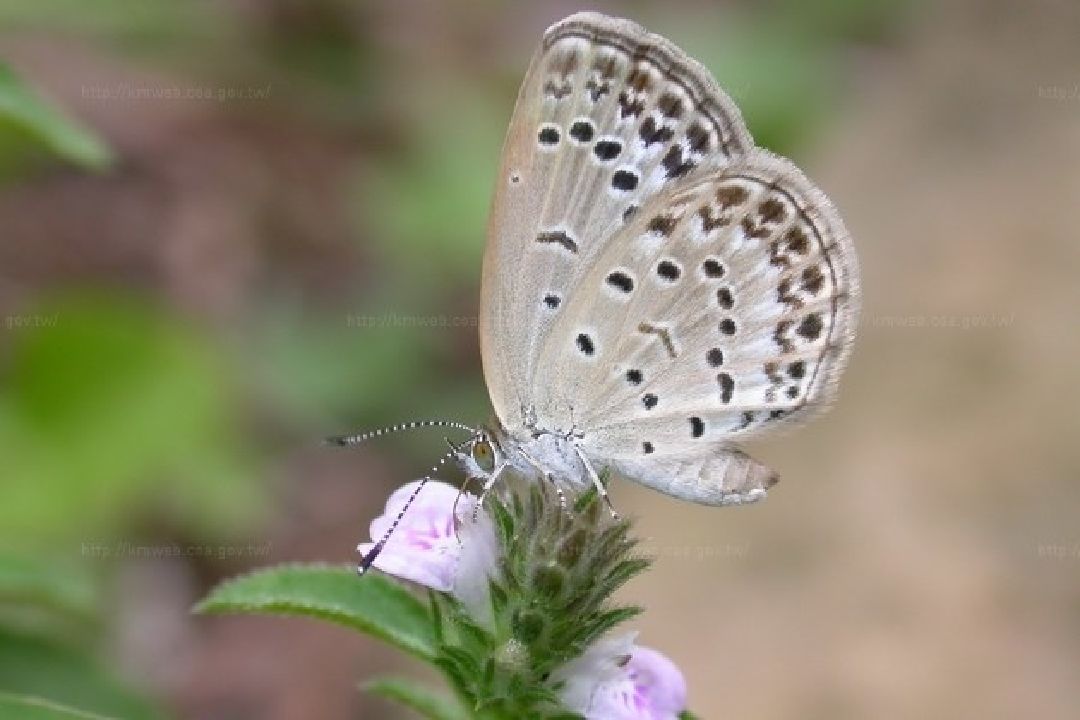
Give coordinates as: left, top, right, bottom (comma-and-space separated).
324, 419, 476, 447
357, 442, 469, 575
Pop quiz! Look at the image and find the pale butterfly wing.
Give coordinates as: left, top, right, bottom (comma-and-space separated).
531, 152, 859, 503
606, 449, 779, 506
480, 12, 753, 437
480, 12, 859, 505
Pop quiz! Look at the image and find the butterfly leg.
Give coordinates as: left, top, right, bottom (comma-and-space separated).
472, 461, 507, 524
451, 476, 476, 545
574, 445, 620, 521
515, 447, 573, 516
553, 482, 570, 515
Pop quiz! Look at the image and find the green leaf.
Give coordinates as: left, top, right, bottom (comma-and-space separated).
599, 558, 651, 595
488, 498, 514, 550
429, 591, 446, 644
0, 630, 161, 720
438, 646, 483, 685
0, 62, 112, 173
0, 693, 116, 720
579, 606, 643, 649
195, 563, 436, 660
363, 677, 468, 720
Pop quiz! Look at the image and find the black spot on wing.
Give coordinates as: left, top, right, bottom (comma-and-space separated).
569, 119, 595, 143
717, 287, 734, 309
656, 260, 681, 282
593, 140, 622, 161
689, 416, 704, 438
538, 126, 560, 146
606, 270, 634, 293
612, 170, 639, 192
717, 373, 734, 403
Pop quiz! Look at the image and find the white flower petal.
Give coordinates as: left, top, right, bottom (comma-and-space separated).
359, 479, 501, 612
451, 509, 500, 622
553, 632, 637, 715
555, 636, 687, 720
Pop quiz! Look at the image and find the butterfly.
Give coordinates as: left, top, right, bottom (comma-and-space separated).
338, 12, 859, 571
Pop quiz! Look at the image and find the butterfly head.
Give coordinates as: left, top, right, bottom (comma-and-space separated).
452, 425, 509, 482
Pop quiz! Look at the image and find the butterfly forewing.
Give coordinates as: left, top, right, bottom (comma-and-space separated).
481, 12, 754, 436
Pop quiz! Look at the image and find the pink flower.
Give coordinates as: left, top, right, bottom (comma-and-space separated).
357, 480, 498, 619
555, 633, 687, 720
360, 480, 687, 719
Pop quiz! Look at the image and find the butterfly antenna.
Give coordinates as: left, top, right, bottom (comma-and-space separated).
324, 420, 476, 447
357, 444, 462, 576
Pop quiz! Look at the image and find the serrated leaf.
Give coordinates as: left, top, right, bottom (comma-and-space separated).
363, 677, 468, 720
592, 523, 631, 562
439, 645, 482, 681
488, 497, 514, 549
579, 606, 643, 648
446, 603, 494, 653
488, 579, 507, 617
602, 558, 651, 590
593, 558, 651, 601
0, 693, 116, 720
195, 563, 435, 660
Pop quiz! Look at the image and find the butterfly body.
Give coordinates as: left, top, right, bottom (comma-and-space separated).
489, 424, 592, 487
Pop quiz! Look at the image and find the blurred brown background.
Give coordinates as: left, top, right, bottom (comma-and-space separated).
1, 0, 1078, 718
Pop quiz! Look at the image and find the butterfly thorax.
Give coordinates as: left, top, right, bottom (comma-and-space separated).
455, 419, 593, 490
504, 426, 592, 487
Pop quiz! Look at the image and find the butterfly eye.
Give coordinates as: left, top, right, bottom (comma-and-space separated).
471, 439, 496, 473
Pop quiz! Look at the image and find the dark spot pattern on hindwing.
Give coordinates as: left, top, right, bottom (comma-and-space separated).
606, 271, 634, 293
612, 170, 639, 192
717, 373, 734, 403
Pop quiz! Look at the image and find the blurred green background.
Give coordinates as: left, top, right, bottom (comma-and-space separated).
1, 0, 1078, 718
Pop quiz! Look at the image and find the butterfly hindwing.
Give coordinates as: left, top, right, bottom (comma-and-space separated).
606, 449, 778, 506
480, 12, 754, 436
531, 151, 859, 494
